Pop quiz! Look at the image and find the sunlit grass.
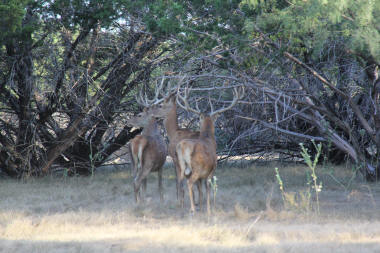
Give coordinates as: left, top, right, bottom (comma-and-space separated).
0, 161, 380, 252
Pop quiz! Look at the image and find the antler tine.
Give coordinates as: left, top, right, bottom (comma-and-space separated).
136, 78, 168, 107
166, 74, 185, 95
136, 88, 149, 107
154, 77, 165, 100
156, 75, 183, 102
159, 77, 170, 97
176, 84, 202, 115
209, 86, 245, 117
209, 95, 214, 113
144, 78, 165, 105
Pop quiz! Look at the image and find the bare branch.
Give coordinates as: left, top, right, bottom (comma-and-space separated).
238, 116, 326, 142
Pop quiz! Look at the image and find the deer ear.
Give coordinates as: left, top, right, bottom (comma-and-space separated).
211, 113, 220, 121
164, 92, 176, 103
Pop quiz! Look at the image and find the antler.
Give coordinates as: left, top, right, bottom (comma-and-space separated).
136, 74, 186, 107
136, 78, 166, 107
176, 85, 202, 115
209, 86, 245, 117
177, 84, 245, 116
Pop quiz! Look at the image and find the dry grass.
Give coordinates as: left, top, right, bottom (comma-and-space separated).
1, 161, 380, 252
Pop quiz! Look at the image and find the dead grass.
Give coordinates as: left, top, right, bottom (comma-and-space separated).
1, 161, 380, 252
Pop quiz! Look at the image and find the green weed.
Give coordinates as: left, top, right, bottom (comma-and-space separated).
275, 140, 323, 214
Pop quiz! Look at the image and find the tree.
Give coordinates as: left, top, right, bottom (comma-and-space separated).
0, 0, 185, 177
164, 0, 380, 180
1, 0, 378, 182
212, 0, 380, 178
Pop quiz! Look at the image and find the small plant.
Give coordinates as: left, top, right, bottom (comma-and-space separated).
63, 167, 69, 181
275, 140, 323, 214
89, 145, 103, 178
300, 140, 323, 214
208, 176, 218, 208
274, 167, 285, 203
275, 167, 311, 212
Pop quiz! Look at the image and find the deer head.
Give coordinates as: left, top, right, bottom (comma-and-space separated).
134, 76, 184, 120
127, 107, 151, 128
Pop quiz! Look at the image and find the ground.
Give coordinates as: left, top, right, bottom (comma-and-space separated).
1, 160, 380, 252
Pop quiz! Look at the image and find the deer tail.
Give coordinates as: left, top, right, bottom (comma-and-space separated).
184, 167, 192, 176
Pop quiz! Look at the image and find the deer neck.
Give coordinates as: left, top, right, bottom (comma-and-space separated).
164, 103, 179, 138
200, 117, 216, 147
142, 117, 159, 137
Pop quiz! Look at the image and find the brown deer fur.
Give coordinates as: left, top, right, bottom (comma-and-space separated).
159, 94, 202, 206
128, 107, 167, 203
176, 113, 217, 214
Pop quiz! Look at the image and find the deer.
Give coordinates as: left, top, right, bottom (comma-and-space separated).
134, 76, 202, 206
158, 91, 203, 207
137, 76, 243, 209
175, 86, 244, 214
127, 102, 168, 203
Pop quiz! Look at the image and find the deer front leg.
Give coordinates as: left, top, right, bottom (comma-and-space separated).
179, 179, 185, 208
197, 179, 203, 211
206, 177, 211, 216
134, 179, 140, 203
129, 143, 137, 179
142, 178, 147, 200
176, 153, 187, 208
134, 169, 150, 203
158, 167, 163, 203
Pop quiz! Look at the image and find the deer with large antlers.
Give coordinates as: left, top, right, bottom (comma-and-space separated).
175, 86, 244, 214
127, 99, 168, 203
137, 76, 202, 206
158, 92, 202, 207
139, 76, 243, 209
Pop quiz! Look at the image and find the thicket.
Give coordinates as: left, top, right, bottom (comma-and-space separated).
0, 0, 379, 180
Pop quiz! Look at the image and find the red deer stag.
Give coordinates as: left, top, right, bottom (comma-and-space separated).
127, 102, 168, 203
157, 91, 203, 207
175, 86, 244, 214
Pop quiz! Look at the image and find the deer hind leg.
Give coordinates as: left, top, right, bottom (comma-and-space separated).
172, 155, 183, 205
187, 179, 196, 213
176, 151, 187, 208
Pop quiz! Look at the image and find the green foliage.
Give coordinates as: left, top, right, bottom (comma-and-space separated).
49, 0, 124, 28
249, 0, 380, 62
300, 141, 323, 214
275, 167, 312, 213
275, 141, 323, 214
0, 0, 31, 44
274, 167, 284, 195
